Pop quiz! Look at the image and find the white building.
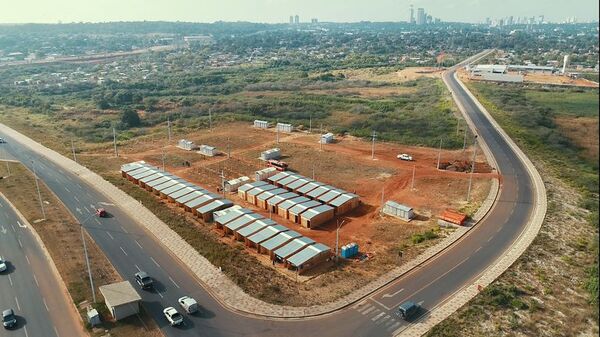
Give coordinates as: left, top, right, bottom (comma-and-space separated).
177, 139, 196, 151
254, 120, 270, 128
260, 148, 281, 160
382, 201, 414, 221
276, 123, 293, 133
99, 281, 141, 321
198, 145, 217, 157
320, 133, 334, 144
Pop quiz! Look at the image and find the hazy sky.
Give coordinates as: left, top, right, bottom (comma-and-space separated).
0, 0, 598, 24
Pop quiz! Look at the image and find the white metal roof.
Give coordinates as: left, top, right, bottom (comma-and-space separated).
99, 281, 141, 307
286, 243, 330, 267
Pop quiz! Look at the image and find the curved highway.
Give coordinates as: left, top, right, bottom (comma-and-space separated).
0, 52, 540, 337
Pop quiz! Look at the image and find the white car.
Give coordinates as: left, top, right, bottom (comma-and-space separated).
397, 153, 413, 161
0, 257, 7, 273
163, 307, 184, 326
178, 296, 198, 314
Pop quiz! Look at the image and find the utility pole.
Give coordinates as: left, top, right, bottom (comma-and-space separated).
31, 160, 46, 219
161, 146, 166, 171
466, 139, 478, 202
309, 115, 312, 134
436, 138, 443, 169
167, 117, 172, 142
371, 131, 376, 160
208, 108, 212, 131
335, 218, 346, 264
81, 224, 96, 303
462, 127, 468, 152
71, 139, 77, 163
312, 164, 315, 180
411, 165, 416, 190
112, 127, 118, 157
220, 170, 226, 197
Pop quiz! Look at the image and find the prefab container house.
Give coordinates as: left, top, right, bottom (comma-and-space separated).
185, 193, 220, 213
296, 181, 325, 196
277, 196, 310, 219
246, 225, 289, 250
267, 171, 291, 185
288, 200, 322, 223
235, 219, 277, 242
266, 192, 298, 214
285, 243, 331, 274
319, 133, 334, 144
260, 148, 281, 161
259, 230, 302, 257
167, 186, 201, 203
196, 199, 233, 222
286, 178, 313, 193
329, 193, 360, 215
277, 174, 303, 190
129, 167, 159, 185
175, 189, 208, 208
276, 123, 293, 133
120, 161, 148, 178
126, 166, 153, 183
245, 184, 279, 205
139, 172, 171, 189
214, 208, 253, 230
253, 120, 269, 128
143, 174, 174, 191
256, 188, 288, 210
255, 167, 278, 181
382, 201, 415, 221
300, 204, 335, 229
177, 139, 196, 151
237, 181, 269, 200
152, 178, 186, 196
160, 182, 195, 199
316, 189, 344, 204
273, 237, 315, 261
224, 213, 263, 236
306, 185, 334, 200
224, 176, 250, 193
198, 144, 217, 157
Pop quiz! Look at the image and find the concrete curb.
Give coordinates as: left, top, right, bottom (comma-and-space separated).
0, 191, 87, 336
397, 68, 547, 336
0, 108, 500, 319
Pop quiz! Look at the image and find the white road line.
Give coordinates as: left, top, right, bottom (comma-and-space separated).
24, 326, 29, 337
376, 314, 391, 325
74, 196, 80, 203
135, 264, 141, 272
169, 276, 180, 289
43, 298, 50, 312
54, 326, 60, 337
15, 296, 21, 311
382, 288, 404, 298
474, 246, 482, 253
487, 235, 494, 242
17, 220, 26, 228
135, 240, 143, 250
387, 322, 401, 332
150, 257, 160, 268
356, 303, 373, 313
64, 187, 70, 193
371, 311, 385, 321
8, 274, 13, 286
25, 255, 30, 265
121, 226, 129, 234
156, 290, 164, 299
10, 224, 16, 232
370, 298, 393, 311
361, 306, 376, 315
18, 238, 23, 248
120, 247, 128, 256
33, 274, 39, 287
106, 232, 114, 240
95, 218, 101, 225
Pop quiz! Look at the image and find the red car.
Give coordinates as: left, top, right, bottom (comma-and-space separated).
95, 208, 107, 217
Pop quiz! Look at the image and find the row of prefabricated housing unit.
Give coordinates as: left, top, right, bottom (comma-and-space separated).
254, 120, 293, 133
120, 161, 332, 274
238, 171, 360, 229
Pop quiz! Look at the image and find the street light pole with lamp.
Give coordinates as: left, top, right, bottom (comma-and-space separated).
78, 212, 100, 303
335, 218, 346, 264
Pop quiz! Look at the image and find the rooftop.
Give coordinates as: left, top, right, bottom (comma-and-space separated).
99, 281, 141, 307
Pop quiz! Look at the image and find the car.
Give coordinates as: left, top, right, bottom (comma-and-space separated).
178, 296, 198, 314
0, 138, 6, 144
2, 309, 17, 329
134, 271, 153, 289
396, 301, 420, 321
95, 208, 107, 217
0, 257, 7, 273
163, 307, 184, 326
397, 153, 413, 161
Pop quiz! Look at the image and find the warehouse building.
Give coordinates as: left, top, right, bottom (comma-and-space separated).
236, 218, 277, 242
245, 184, 279, 205
288, 200, 322, 223
382, 201, 414, 221
255, 167, 278, 181
260, 230, 303, 257
99, 281, 141, 321
260, 148, 281, 161
277, 196, 310, 219
214, 207, 254, 230
238, 181, 269, 200
266, 192, 299, 214
256, 188, 288, 210
246, 224, 289, 250
285, 243, 331, 274
273, 237, 316, 261
253, 120, 270, 128
329, 193, 360, 215
300, 204, 335, 228
224, 213, 263, 236
276, 123, 293, 133
196, 199, 233, 222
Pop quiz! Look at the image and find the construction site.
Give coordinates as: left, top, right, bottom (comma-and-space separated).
117, 121, 496, 279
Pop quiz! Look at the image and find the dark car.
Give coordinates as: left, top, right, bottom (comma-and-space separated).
134, 271, 153, 289
2, 309, 17, 329
397, 301, 420, 320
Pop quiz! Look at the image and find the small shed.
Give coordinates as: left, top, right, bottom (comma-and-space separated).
224, 176, 250, 193
196, 199, 233, 222
296, 181, 325, 196
235, 218, 277, 241
260, 148, 281, 161
266, 192, 299, 214
277, 196, 310, 219
177, 139, 196, 151
273, 237, 316, 261
238, 181, 269, 200
198, 144, 217, 157
259, 230, 303, 257
256, 188, 288, 210
255, 167, 278, 181
286, 243, 331, 274
254, 120, 270, 128
99, 281, 141, 321
246, 225, 289, 250
224, 213, 264, 236
245, 184, 279, 205
319, 133, 334, 144
382, 201, 415, 221
288, 200, 322, 223
329, 193, 360, 215
300, 204, 335, 229
214, 207, 253, 229
276, 122, 293, 133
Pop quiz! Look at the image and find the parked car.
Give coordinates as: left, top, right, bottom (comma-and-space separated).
134, 271, 153, 289
163, 307, 184, 326
178, 296, 198, 314
396, 301, 420, 320
397, 153, 413, 161
2, 309, 16, 329
0, 138, 6, 144
0, 257, 7, 272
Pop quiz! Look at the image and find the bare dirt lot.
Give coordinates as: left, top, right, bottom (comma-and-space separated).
555, 116, 599, 161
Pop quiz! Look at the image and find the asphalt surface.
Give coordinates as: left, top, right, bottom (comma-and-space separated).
0, 55, 538, 337
0, 196, 81, 337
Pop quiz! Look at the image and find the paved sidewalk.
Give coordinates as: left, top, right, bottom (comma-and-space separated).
0, 122, 499, 319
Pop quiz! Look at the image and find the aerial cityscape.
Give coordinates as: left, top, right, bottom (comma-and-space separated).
0, 1, 598, 337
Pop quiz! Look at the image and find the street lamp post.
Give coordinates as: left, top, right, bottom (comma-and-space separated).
31, 160, 46, 219
466, 136, 478, 202
335, 218, 346, 264
79, 213, 98, 303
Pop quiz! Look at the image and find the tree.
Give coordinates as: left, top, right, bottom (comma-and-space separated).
121, 108, 141, 128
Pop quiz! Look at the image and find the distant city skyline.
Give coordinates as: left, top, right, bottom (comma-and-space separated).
0, 0, 598, 24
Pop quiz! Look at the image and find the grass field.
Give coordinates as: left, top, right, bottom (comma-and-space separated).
525, 89, 599, 117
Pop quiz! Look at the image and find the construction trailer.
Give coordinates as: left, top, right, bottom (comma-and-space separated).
277, 196, 310, 219
255, 167, 278, 181
198, 144, 217, 157
246, 224, 289, 250
224, 213, 264, 236
260, 148, 281, 161
196, 199, 233, 222
99, 281, 141, 321
288, 200, 322, 223
214, 207, 254, 230
300, 204, 335, 229
255, 188, 288, 210
285, 243, 331, 274
319, 133, 334, 144
224, 176, 250, 193
329, 193, 360, 215
266, 192, 299, 214
382, 201, 415, 221
237, 181, 269, 200
259, 230, 303, 257
245, 184, 279, 205
177, 139, 196, 151
273, 237, 316, 262
253, 120, 270, 128
276, 123, 293, 133
236, 218, 277, 242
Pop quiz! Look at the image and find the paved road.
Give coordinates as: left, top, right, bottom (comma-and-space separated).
0, 52, 539, 336
0, 196, 82, 337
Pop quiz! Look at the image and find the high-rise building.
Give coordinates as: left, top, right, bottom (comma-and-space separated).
311, 18, 318, 24
538, 15, 544, 24
562, 54, 570, 73
507, 16, 514, 25
426, 14, 432, 24
409, 5, 415, 24
289, 16, 294, 24
485, 17, 491, 25
416, 8, 425, 25
294, 15, 299, 24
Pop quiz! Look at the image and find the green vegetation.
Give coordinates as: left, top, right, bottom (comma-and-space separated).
525, 89, 599, 117
411, 229, 439, 244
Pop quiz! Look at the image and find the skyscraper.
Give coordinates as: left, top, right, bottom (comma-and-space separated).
416, 8, 425, 25
294, 15, 299, 24
289, 16, 294, 24
409, 5, 415, 24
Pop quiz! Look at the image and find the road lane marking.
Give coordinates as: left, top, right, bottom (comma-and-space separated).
135, 264, 141, 272
8, 274, 13, 286
371, 311, 385, 321
15, 296, 21, 311
43, 298, 50, 312
474, 246, 482, 253
370, 298, 393, 311
24, 326, 29, 337
33, 274, 39, 287
95, 218, 101, 225
382, 288, 404, 298
169, 276, 180, 289
74, 196, 80, 203
17, 220, 26, 228
356, 303, 373, 313
135, 240, 143, 250
76, 208, 82, 214
156, 290, 164, 298
0, 225, 6, 235
487, 235, 494, 242
121, 226, 129, 234
106, 232, 114, 240
54, 326, 60, 337
10, 224, 16, 232
361, 306, 376, 315
18, 238, 23, 248
120, 247, 128, 256
25, 255, 30, 265
150, 257, 160, 268
64, 187, 70, 193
